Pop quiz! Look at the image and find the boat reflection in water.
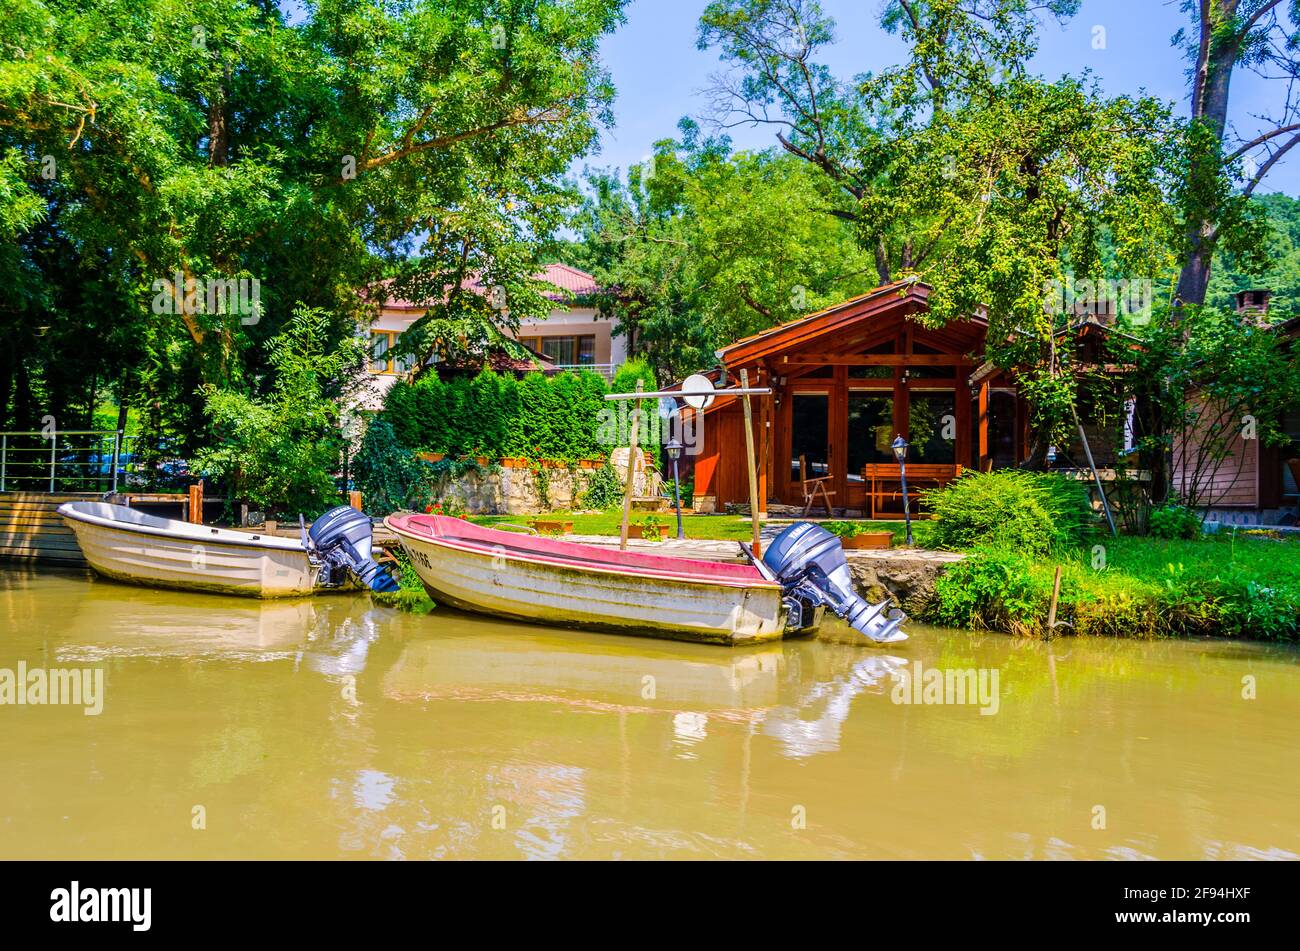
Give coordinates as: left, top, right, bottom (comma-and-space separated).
57, 575, 386, 677
58, 576, 317, 661
49, 563, 906, 764
383, 609, 905, 760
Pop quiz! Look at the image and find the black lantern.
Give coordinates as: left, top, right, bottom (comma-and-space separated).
891, 436, 913, 546
666, 437, 685, 540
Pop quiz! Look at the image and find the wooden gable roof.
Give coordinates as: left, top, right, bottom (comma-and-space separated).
717, 280, 988, 369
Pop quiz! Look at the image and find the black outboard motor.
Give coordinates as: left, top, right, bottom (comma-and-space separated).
306, 506, 401, 593
763, 521, 907, 643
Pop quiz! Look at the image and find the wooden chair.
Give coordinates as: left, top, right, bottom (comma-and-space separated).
799, 454, 836, 517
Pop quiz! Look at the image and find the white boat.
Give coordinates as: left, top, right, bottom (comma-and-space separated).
60, 501, 319, 597
384, 515, 907, 646
386, 514, 791, 645
59, 501, 399, 599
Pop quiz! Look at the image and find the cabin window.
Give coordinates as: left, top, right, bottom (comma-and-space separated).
847, 392, 895, 474
369, 331, 392, 373
908, 390, 957, 464
521, 335, 597, 366
985, 390, 1018, 468
369, 331, 416, 375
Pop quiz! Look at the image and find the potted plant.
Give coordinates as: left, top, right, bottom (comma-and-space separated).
500, 456, 530, 468
530, 517, 573, 534
578, 454, 604, 469
629, 514, 669, 541
824, 520, 893, 550
417, 451, 445, 463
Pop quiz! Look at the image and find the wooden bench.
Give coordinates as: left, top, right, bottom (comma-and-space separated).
861, 463, 964, 519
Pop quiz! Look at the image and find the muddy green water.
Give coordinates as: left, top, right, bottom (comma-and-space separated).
1, 568, 1297, 860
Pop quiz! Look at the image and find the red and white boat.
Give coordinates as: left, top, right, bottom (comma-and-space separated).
383, 515, 907, 646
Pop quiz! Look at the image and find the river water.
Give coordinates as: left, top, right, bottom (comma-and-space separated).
1, 568, 1296, 860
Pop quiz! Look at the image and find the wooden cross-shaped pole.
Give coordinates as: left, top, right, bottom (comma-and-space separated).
740, 368, 762, 559
619, 379, 643, 551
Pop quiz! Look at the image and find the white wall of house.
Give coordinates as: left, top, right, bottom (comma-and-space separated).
355, 301, 627, 413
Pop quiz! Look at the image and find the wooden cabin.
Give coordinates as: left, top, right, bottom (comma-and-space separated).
1171, 312, 1300, 525
688, 282, 1036, 516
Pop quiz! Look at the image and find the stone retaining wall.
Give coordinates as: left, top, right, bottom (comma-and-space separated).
434, 449, 661, 515
845, 550, 965, 615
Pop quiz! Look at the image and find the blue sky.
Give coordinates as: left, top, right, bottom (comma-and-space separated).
585, 0, 1300, 195
277, 1, 1299, 194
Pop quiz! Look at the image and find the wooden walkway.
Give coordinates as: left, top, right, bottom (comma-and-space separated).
0, 493, 89, 566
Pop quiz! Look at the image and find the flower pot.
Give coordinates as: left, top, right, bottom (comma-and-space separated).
530, 519, 573, 534
629, 524, 670, 540
417, 452, 445, 463
579, 458, 601, 469
840, 531, 894, 550
500, 457, 529, 468
542, 459, 566, 469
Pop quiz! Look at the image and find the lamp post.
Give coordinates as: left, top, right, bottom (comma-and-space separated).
892, 436, 913, 546
666, 437, 685, 540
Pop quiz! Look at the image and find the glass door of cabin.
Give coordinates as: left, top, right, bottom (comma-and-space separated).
789, 392, 830, 499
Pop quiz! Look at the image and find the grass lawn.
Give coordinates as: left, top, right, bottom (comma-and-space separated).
931, 531, 1300, 641
468, 511, 938, 545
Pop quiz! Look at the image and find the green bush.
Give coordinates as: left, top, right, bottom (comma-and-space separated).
924, 547, 1052, 635
382, 368, 610, 462
1148, 504, 1202, 540
353, 418, 426, 516
580, 463, 624, 510
610, 357, 656, 396
922, 469, 1094, 555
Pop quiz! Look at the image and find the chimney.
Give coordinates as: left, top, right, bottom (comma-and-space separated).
1071, 293, 1117, 326
1235, 288, 1272, 325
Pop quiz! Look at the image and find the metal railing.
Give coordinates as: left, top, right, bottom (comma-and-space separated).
0, 430, 131, 494
553, 363, 619, 381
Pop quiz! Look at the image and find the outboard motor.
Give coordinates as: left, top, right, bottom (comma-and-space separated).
763, 521, 907, 643
306, 506, 401, 593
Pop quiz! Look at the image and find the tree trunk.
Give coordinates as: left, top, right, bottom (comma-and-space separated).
1174, 0, 1240, 309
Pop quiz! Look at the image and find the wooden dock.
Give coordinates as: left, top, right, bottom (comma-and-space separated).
0, 493, 89, 567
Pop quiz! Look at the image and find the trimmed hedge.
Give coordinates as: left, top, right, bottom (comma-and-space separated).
381, 369, 611, 462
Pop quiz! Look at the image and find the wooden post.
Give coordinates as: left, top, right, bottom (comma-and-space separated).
188, 482, 204, 525
619, 380, 643, 551
1076, 418, 1118, 537
977, 380, 991, 472
349, 489, 363, 511
1046, 564, 1063, 634
740, 369, 762, 558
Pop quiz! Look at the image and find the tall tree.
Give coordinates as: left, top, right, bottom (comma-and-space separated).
572, 125, 876, 379
698, 0, 1079, 283
1173, 0, 1300, 307
0, 0, 627, 449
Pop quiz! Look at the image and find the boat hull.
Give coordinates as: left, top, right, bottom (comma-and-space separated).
60, 502, 318, 598
386, 515, 788, 645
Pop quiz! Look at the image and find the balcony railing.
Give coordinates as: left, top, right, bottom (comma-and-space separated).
553, 363, 618, 381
